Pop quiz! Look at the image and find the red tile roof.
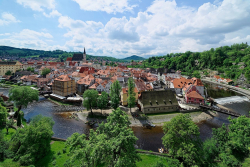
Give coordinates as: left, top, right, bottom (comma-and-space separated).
66, 57, 72, 61
186, 91, 204, 99
122, 87, 138, 94
171, 77, 192, 88
54, 75, 72, 82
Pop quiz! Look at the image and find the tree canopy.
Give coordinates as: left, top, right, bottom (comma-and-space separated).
65, 107, 140, 167
97, 91, 108, 114
83, 89, 99, 115
127, 77, 136, 113
5, 70, 12, 76
9, 87, 39, 118
162, 114, 203, 166
0, 105, 7, 127
41, 68, 51, 76
9, 115, 54, 166
110, 80, 121, 109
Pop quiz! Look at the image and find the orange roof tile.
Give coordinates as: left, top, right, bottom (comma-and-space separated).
55, 75, 72, 82
186, 91, 204, 99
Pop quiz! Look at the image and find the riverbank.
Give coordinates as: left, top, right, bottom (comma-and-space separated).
76, 110, 217, 127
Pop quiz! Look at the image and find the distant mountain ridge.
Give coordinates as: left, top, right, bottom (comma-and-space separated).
121, 55, 145, 61
0, 46, 145, 62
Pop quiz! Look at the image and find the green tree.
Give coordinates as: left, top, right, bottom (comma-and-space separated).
5, 118, 14, 134
97, 91, 108, 114
192, 71, 201, 78
0, 97, 5, 106
162, 114, 202, 166
41, 68, 51, 76
10, 115, 54, 166
5, 70, 12, 76
0, 105, 7, 127
0, 131, 14, 161
202, 138, 219, 166
127, 78, 136, 114
65, 107, 141, 167
110, 80, 121, 109
9, 87, 39, 118
26, 67, 34, 72
83, 89, 99, 115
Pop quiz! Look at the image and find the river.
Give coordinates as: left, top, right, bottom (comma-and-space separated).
1, 85, 250, 152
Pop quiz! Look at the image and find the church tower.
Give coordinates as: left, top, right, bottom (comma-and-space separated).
83, 47, 87, 63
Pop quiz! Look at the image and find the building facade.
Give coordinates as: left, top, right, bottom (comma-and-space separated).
52, 75, 76, 97
138, 90, 179, 114
0, 61, 23, 76
120, 87, 139, 106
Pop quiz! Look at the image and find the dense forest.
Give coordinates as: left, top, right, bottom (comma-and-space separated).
134, 43, 250, 82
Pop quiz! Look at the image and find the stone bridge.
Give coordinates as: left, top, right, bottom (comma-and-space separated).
202, 79, 250, 99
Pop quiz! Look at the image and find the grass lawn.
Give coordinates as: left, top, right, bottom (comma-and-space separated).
35, 141, 69, 167
1, 128, 16, 141
48, 98, 72, 106
136, 153, 169, 167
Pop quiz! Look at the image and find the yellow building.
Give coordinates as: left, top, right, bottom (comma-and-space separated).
52, 75, 76, 97
0, 61, 23, 76
120, 87, 139, 106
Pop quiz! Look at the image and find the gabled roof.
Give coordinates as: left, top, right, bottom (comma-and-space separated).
171, 77, 192, 88
186, 91, 204, 99
135, 79, 153, 92
139, 90, 178, 107
54, 75, 72, 82
192, 78, 204, 86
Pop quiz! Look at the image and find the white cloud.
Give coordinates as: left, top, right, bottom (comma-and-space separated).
0, 29, 57, 51
72, 0, 136, 14
56, 0, 250, 57
43, 10, 61, 18
6, 0, 250, 58
16, 0, 55, 11
0, 13, 20, 26
0, 33, 11, 36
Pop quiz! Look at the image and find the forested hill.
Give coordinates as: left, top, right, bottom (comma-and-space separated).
0, 46, 122, 62
122, 55, 145, 61
135, 43, 250, 82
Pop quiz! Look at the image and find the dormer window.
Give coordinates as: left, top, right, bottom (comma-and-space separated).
156, 100, 158, 105
169, 99, 172, 104
149, 101, 152, 106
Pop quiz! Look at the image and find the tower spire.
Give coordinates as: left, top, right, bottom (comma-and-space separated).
84, 47, 86, 54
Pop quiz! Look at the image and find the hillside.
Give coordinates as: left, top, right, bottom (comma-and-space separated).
122, 55, 145, 61
0, 46, 122, 62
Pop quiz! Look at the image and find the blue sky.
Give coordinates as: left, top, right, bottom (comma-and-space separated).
0, 0, 250, 58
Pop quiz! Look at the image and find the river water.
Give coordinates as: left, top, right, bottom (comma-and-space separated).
1, 84, 250, 152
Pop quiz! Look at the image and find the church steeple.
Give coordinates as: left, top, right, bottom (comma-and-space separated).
83, 47, 86, 63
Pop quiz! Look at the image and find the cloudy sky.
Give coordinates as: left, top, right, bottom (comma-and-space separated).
0, 0, 250, 58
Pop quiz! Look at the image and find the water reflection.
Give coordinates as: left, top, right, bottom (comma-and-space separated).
132, 126, 164, 152
22, 100, 89, 139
